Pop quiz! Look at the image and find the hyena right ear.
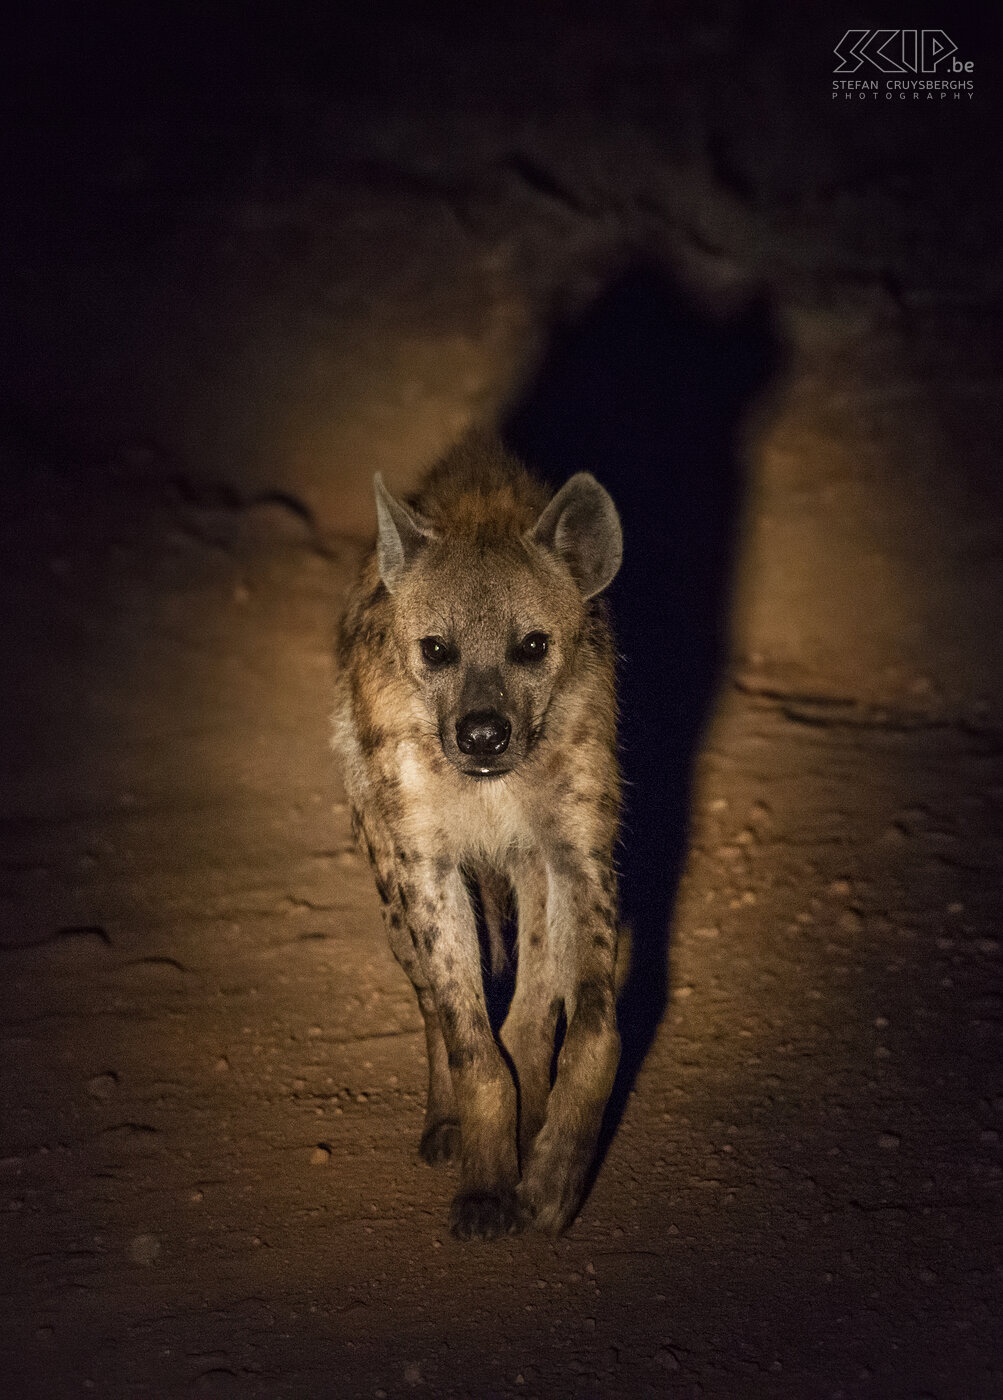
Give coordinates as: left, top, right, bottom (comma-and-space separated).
373, 473, 438, 592
530, 472, 623, 599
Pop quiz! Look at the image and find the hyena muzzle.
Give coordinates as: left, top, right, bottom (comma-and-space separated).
332, 434, 624, 1238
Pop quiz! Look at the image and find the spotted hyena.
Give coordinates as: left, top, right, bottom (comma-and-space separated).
332, 434, 624, 1238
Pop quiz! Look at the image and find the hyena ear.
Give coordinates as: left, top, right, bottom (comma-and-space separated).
530, 473, 623, 599
373, 473, 438, 592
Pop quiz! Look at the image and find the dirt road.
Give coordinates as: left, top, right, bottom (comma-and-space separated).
1, 470, 999, 1398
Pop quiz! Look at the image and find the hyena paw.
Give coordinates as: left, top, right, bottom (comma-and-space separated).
419, 1119, 462, 1167
449, 1187, 526, 1240
518, 1154, 590, 1235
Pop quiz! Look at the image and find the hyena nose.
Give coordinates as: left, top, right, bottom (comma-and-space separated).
456, 710, 511, 757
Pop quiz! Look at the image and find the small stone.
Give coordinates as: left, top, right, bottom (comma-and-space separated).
213, 1057, 230, 1075
87, 1072, 118, 1101
655, 1345, 681, 1371
828, 878, 852, 898
310, 1145, 331, 1166
878, 1133, 900, 1151
403, 1362, 423, 1386
874, 1016, 889, 1029
129, 1233, 161, 1265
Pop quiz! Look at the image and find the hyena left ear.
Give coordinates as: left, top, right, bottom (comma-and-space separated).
530, 473, 623, 599
373, 473, 438, 592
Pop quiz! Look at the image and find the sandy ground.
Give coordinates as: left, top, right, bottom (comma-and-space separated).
1, 468, 1000, 1399
2, 7, 1002, 1397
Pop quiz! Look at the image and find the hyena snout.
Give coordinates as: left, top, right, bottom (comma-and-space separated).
456, 709, 511, 757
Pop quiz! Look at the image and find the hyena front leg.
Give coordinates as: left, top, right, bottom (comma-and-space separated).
403, 861, 522, 1239
352, 810, 460, 1166
501, 860, 561, 1159
518, 857, 621, 1234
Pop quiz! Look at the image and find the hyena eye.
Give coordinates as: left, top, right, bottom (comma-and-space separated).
511, 631, 549, 664
419, 635, 456, 667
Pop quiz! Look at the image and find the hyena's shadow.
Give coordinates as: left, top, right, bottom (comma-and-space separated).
502, 260, 783, 1153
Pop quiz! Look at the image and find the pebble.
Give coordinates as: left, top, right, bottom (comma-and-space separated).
129, 1234, 161, 1265
310, 1145, 331, 1166
878, 1133, 901, 1151
87, 1072, 118, 1101
655, 1345, 681, 1371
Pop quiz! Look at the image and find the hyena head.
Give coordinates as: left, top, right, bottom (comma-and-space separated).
373, 468, 622, 779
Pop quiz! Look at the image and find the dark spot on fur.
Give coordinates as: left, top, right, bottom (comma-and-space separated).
421, 927, 439, 956
396, 849, 410, 866
389, 911, 402, 930
438, 1002, 459, 1044
399, 886, 409, 912
359, 720, 387, 755
592, 900, 614, 925
529, 932, 542, 949
448, 1046, 475, 1071
593, 933, 611, 951
374, 875, 391, 905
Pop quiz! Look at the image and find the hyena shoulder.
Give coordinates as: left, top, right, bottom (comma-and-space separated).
412, 433, 550, 535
